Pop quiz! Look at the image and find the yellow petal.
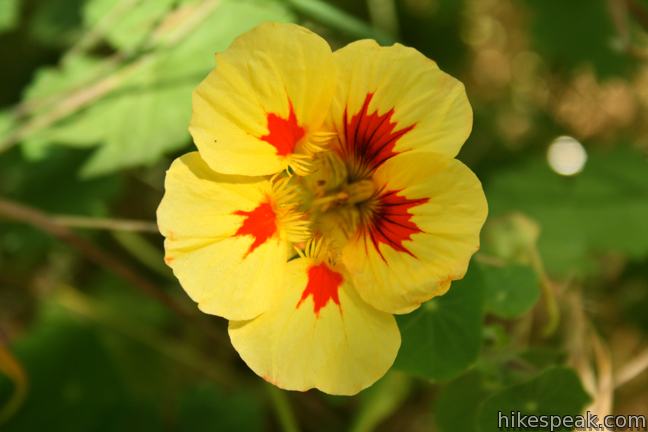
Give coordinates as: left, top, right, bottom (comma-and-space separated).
328, 40, 472, 175
342, 152, 488, 314
190, 22, 336, 176
157, 152, 289, 320
229, 259, 400, 395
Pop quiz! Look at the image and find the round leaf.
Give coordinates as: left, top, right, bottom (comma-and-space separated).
481, 263, 540, 319
476, 367, 591, 432
394, 264, 484, 380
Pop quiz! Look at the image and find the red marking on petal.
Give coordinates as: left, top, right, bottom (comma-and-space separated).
365, 190, 428, 260
341, 93, 415, 174
297, 263, 343, 316
164, 256, 174, 264
260, 100, 305, 157
234, 201, 277, 256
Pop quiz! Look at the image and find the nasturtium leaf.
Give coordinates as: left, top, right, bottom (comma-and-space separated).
83, 0, 176, 53
481, 263, 540, 318
394, 264, 484, 380
0, 0, 19, 32
476, 367, 591, 432
435, 371, 497, 432
522, 0, 634, 77
21, 0, 294, 177
486, 146, 648, 275
178, 383, 265, 432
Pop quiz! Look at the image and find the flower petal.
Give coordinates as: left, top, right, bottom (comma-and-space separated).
329, 40, 472, 174
157, 152, 288, 320
342, 152, 488, 314
190, 22, 336, 176
228, 259, 400, 395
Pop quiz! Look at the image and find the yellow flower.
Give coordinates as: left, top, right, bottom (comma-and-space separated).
157, 23, 487, 395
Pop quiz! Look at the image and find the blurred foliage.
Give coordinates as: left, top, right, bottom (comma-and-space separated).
21, 0, 293, 176
523, 0, 634, 77
486, 146, 648, 275
1, 0, 648, 430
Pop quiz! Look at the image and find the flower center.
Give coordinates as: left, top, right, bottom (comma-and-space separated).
274, 93, 426, 262
290, 150, 378, 252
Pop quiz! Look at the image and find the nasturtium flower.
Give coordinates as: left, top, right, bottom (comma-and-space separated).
157, 22, 487, 395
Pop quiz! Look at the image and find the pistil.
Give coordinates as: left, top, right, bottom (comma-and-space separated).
311, 179, 376, 211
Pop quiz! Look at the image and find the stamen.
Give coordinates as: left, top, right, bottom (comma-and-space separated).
271, 176, 312, 243
304, 237, 325, 260
288, 153, 314, 176
302, 237, 340, 266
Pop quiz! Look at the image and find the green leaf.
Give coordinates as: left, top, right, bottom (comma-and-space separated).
476, 367, 591, 432
486, 146, 648, 275
0, 0, 19, 32
22, 0, 294, 177
523, 0, 634, 77
394, 263, 484, 380
83, 0, 176, 53
435, 371, 497, 432
481, 263, 540, 319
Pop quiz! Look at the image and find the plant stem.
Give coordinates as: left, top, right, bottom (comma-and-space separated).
286, 0, 394, 44
615, 347, 648, 388
350, 372, 410, 432
53, 215, 158, 232
0, 197, 187, 318
529, 246, 560, 337
266, 384, 300, 432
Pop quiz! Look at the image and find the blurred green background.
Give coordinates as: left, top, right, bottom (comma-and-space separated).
1, 0, 647, 430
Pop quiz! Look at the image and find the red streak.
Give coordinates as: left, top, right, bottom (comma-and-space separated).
297, 263, 343, 316
234, 201, 277, 256
260, 100, 305, 156
366, 190, 428, 260
342, 93, 415, 174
